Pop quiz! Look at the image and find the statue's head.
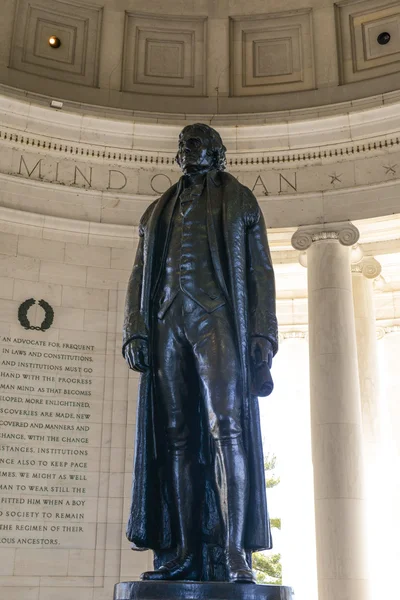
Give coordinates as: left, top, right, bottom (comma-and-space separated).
176, 123, 227, 175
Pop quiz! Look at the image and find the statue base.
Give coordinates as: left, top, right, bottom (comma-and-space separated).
114, 581, 293, 600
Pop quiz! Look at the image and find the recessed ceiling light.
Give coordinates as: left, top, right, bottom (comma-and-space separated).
377, 32, 391, 45
48, 36, 61, 49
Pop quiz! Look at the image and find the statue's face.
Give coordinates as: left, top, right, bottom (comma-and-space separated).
177, 127, 214, 175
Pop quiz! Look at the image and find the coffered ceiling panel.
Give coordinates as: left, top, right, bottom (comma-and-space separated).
3, 1, 400, 114
230, 9, 315, 97
122, 12, 207, 97
336, 0, 400, 83
10, 0, 103, 87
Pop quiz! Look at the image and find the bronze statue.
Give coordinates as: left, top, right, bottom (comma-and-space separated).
123, 124, 278, 583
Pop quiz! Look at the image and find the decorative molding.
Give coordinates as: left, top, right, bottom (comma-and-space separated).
377, 324, 400, 339
278, 330, 308, 343
351, 256, 382, 279
4, 145, 400, 227
3, 82, 400, 165
311, 231, 339, 242
5, 80, 400, 127
2, 126, 400, 169
3, 86, 400, 226
291, 222, 360, 251
351, 262, 364, 273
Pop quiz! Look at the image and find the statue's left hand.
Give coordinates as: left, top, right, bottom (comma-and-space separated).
250, 337, 274, 397
250, 337, 273, 369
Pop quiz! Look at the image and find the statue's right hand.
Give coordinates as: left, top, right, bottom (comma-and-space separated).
124, 338, 150, 372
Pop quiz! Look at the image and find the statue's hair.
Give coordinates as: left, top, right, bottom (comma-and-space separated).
175, 123, 227, 171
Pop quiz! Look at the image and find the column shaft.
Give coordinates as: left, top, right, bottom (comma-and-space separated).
277, 337, 317, 600
352, 262, 381, 456
382, 330, 400, 457
307, 238, 368, 600
351, 263, 384, 598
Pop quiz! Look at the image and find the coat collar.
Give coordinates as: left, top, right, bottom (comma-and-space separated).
178, 168, 222, 189
208, 169, 223, 187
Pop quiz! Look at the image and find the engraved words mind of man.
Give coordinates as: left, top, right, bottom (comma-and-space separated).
17, 153, 298, 195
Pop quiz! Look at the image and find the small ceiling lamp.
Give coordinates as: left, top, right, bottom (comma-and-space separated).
48, 36, 61, 49
377, 32, 391, 45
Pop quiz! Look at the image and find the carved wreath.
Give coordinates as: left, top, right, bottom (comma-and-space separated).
18, 298, 54, 331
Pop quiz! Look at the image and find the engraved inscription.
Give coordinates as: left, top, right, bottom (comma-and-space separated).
0, 336, 102, 549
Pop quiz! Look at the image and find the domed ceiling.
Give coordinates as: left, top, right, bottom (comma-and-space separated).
1, 0, 400, 114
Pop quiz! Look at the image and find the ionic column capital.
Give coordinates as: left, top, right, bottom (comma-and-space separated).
377, 324, 400, 339
278, 329, 308, 343
291, 221, 359, 251
351, 256, 382, 279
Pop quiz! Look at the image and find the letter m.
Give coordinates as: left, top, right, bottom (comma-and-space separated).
19, 156, 43, 179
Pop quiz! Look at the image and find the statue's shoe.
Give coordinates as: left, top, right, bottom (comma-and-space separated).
227, 550, 256, 584
140, 553, 200, 581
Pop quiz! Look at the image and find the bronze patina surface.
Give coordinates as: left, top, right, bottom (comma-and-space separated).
123, 124, 278, 583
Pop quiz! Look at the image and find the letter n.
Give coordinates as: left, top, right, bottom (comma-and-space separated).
74, 166, 92, 188
279, 173, 297, 193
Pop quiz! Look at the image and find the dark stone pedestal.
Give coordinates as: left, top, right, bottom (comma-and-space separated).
114, 581, 293, 600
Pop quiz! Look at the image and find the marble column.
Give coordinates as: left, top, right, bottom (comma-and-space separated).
351, 254, 382, 461
292, 223, 369, 600
375, 326, 400, 595
276, 332, 318, 600
351, 254, 385, 599
378, 325, 400, 458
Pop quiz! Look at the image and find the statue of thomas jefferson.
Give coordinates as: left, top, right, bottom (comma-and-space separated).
123, 124, 278, 583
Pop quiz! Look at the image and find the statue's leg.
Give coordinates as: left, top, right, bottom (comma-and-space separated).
213, 438, 254, 583
141, 297, 201, 582
189, 304, 255, 583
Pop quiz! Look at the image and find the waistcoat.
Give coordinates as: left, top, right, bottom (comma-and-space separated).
155, 179, 225, 319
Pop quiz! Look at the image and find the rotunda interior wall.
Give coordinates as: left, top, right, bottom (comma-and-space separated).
1, 85, 400, 229
0, 86, 399, 327
1, 3, 400, 597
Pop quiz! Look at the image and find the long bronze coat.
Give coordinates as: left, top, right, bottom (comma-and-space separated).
123, 169, 278, 565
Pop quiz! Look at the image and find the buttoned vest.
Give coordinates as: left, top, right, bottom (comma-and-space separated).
155, 180, 226, 319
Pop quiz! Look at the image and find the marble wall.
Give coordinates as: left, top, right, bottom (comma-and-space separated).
0, 209, 152, 600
